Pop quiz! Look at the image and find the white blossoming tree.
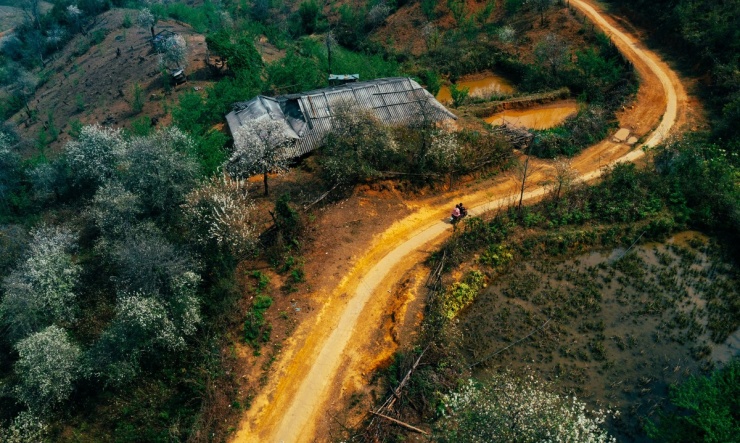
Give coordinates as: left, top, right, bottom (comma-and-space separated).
226, 118, 291, 196
122, 127, 199, 214
14, 325, 81, 413
64, 124, 127, 191
86, 283, 200, 386
138, 8, 156, 38
439, 373, 616, 443
0, 225, 79, 343
89, 182, 144, 240
111, 224, 194, 295
159, 33, 188, 70
183, 175, 257, 257
426, 126, 461, 172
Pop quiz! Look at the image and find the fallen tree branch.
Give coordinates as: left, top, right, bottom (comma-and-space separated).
303, 183, 339, 211
371, 411, 429, 435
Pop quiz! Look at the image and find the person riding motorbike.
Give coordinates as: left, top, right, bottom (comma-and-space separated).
450, 203, 467, 223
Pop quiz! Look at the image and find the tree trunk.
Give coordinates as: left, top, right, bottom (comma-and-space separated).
263, 171, 269, 196
518, 156, 530, 212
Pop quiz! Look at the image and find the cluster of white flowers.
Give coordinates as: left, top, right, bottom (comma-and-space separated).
183, 175, 257, 257
427, 128, 460, 169
367, 2, 392, 28
66, 4, 81, 17
14, 325, 81, 413
65, 124, 126, 187
498, 25, 516, 44
0, 225, 79, 341
440, 374, 616, 443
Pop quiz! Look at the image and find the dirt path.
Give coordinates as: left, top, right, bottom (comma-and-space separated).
231, 1, 688, 440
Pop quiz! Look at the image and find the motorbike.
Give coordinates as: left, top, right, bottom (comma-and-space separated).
450, 205, 468, 224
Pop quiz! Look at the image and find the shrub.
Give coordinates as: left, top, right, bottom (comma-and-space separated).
244, 295, 273, 347
441, 270, 484, 319
14, 325, 81, 413
449, 83, 469, 107
274, 194, 301, 246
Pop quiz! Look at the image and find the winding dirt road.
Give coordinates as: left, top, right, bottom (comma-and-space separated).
232, 1, 688, 441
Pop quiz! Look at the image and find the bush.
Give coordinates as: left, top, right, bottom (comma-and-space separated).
244, 295, 273, 347
441, 270, 484, 319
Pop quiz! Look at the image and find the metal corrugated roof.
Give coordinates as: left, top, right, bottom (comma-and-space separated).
226, 77, 456, 159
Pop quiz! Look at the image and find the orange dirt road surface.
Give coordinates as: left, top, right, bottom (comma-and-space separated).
231, 0, 689, 440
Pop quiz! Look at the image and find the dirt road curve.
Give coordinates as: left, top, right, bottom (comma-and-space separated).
232, 1, 687, 440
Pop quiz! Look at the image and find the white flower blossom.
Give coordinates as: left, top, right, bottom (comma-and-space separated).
439, 373, 616, 442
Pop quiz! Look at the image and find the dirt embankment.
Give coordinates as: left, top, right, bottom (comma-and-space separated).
230, 0, 693, 441
461, 87, 571, 118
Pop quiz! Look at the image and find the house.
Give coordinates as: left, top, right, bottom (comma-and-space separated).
225, 77, 457, 158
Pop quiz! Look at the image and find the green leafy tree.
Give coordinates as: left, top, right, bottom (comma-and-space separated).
646, 359, 740, 443
297, 0, 322, 35
321, 104, 397, 185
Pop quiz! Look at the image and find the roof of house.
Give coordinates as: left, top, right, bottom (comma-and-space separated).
225, 77, 457, 158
